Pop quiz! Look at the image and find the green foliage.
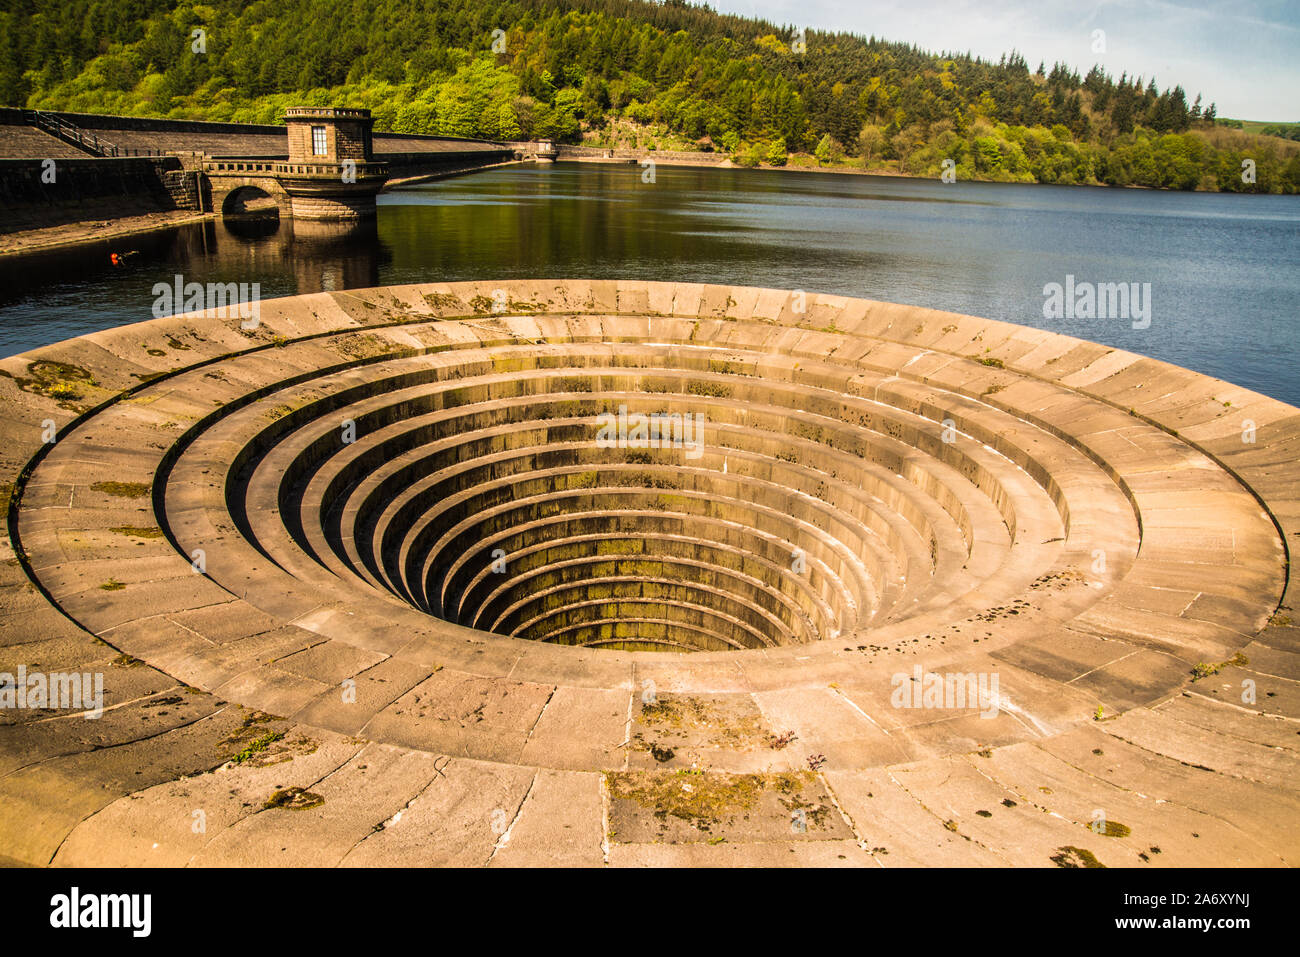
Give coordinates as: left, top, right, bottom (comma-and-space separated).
814, 133, 844, 164
858, 123, 884, 166
432, 59, 520, 138
2, 0, 1297, 190
733, 140, 764, 167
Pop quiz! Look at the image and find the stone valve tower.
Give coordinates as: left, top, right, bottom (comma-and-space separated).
279, 107, 389, 220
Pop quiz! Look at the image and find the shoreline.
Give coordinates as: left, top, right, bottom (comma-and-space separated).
562, 149, 911, 180
560, 148, 1168, 189
0, 210, 215, 259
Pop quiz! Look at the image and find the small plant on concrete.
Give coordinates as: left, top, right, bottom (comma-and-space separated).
1192, 652, 1249, 681
232, 730, 285, 765
769, 730, 797, 750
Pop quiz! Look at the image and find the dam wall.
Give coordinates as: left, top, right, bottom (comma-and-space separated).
0, 155, 198, 234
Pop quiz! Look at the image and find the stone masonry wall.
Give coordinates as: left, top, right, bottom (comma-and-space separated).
0, 156, 192, 233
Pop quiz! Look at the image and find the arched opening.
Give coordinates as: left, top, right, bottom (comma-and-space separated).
221, 184, 281, 220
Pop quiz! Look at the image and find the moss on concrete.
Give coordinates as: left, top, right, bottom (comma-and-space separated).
604, 768, 815, 831
1051, 846, 1106, 868
91, 481, 151, 498
109, 525, 164, 539
263, 786, 324, 811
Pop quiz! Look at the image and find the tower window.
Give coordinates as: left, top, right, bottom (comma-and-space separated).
311, 126, 327, 156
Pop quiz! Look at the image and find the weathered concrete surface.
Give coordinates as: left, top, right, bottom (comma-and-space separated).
0, 280, 1295, 867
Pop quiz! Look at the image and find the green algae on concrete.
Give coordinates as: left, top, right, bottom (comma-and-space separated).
1050, 846, 1106, 868
263, 787, 325, 811
91, 481, 151, 498
604, 768, 844, 843
109, 525, 165, 539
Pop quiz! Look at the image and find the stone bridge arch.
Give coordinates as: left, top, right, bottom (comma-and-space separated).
219, 183, 283, 217
203, 163, 291, 218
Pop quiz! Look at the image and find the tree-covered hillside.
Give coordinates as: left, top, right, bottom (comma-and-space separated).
3, 0, 1298, 191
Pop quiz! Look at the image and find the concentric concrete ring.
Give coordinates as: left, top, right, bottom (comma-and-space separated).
1, 280, 1296, 867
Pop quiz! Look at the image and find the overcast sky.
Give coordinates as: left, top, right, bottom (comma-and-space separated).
714, 0, 1298, 120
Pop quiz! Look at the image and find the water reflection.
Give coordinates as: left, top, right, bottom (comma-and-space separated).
222, 214, 281, 242
195, 215, 385, 292
0, 214, 388, 353
289, 219, 383, 292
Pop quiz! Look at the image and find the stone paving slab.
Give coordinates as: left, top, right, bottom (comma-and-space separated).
188, 742, 442, 866
53, 728, 361, 867
489, 769, 605, 867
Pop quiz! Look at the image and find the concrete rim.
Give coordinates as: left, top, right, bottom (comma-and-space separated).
2, 279, 1296, 867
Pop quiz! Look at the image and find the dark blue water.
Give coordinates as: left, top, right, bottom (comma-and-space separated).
2, 163, 1297, 405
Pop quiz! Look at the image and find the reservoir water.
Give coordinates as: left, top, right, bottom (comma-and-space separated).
2, 162, 1297, 405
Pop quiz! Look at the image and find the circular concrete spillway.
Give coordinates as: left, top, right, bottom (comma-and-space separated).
1, 280, 1296, 867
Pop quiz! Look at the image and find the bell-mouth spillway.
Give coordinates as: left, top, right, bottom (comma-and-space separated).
0, 280, 1296, 867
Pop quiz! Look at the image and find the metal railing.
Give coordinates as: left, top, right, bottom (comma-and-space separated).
26, 110, 163, 158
